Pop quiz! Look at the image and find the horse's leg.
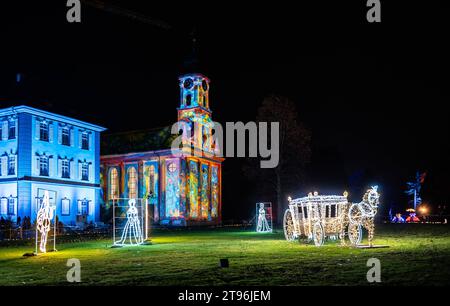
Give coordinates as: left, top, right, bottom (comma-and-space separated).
367, 219, 374, 247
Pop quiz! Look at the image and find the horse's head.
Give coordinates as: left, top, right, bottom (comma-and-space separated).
364, 186, 380, 208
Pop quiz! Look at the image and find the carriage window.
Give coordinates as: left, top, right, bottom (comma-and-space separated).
302, 207, 308, 219
330, 205, 336, 218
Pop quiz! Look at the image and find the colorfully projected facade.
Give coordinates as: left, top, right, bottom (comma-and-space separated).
0, 106, 106, 225
101, 74, 224, 226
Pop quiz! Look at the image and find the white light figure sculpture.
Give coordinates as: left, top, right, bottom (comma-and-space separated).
115, 199, 144, 246
36, 191, 54, 253
256, 203, 272, 233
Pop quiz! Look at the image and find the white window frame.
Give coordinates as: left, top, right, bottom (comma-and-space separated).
0, 198, 7, 215
61, 159, 70, 179
7, 197, 15, 215
8, 155, 15, 175
81, 163, 89, 181
61, 127, 70, 146
8, 119, 16, 140
39, 156, 49, 176
77, 199, 89, 216
61, 198, 71, 216
81, 132, 89, 150
39, 121, 49, 141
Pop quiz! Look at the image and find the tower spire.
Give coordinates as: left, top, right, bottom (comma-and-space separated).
182, 27, 201, 73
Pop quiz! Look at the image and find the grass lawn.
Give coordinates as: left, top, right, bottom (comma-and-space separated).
0, 224, 449, 286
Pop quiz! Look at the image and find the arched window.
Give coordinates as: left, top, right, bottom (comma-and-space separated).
110, 168, 119, 199
127, 167, 138, 199
149, 165, 155, 197
186, 94, 192, 106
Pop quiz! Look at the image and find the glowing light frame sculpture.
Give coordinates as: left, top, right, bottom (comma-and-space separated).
34, 191, 56, 254
256, 202, 273, 233
112, 198, 148, 247
285, 191, 349, 246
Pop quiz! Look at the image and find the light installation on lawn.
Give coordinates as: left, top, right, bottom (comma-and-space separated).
347, 186, 380, 246
284, 187, 380, 247
405, 171, 426, 210
256, 202, 272, 233
285, 191, 349, 246
35, 191, 55, 253
114, 199, 144, 246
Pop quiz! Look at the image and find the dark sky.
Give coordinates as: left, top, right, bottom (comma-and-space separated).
0, 1, 448, 219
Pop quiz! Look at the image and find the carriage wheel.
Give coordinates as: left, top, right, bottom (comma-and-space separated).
313, 222, 324, 246
283, 209, 295, 241
348, 222, 362, 246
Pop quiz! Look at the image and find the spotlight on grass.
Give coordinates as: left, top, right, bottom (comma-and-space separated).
219, 258, 229, 268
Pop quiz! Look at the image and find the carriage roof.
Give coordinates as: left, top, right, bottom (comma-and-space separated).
288, 194, 348, 206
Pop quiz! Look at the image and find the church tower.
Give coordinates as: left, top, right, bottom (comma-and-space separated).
178, 73, 215, 156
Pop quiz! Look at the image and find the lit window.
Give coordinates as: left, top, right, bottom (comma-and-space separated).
78, 199, 89, 216
82, 163, 89, 181
61, 198, 70, 216
62, 127, 70, 146
81, 132, 89, 150
149, 165, 155, 196
62, 160, 70, 178
110, 168, 119, 199
127, 167, 137, 199
8, 156, 15, 175
7, 198, 15, 215
40, 122, 49, 141
0, 198, 6, 215
8, 120, 15, 139
168, 163, 177, 173
40, 156, 49, 176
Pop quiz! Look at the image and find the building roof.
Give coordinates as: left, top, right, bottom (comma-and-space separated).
0, 105, 107, 132
101, 126, 177, 156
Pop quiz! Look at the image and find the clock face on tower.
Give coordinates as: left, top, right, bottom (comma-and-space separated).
184, 78, 194, 89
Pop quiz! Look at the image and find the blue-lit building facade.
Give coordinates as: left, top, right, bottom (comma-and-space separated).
0, 106, 106, 225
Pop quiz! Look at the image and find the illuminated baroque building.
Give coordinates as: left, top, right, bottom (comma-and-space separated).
0, 106, 106, 225
100, 74, 224, 226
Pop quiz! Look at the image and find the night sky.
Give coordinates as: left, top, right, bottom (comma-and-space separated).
1, 1, 448, 220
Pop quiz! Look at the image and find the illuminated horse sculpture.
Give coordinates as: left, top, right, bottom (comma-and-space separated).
36, 191, 54, 253
344, 186, 380, 247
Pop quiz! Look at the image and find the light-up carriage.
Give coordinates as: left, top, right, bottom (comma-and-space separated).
284, 192, 349, 246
